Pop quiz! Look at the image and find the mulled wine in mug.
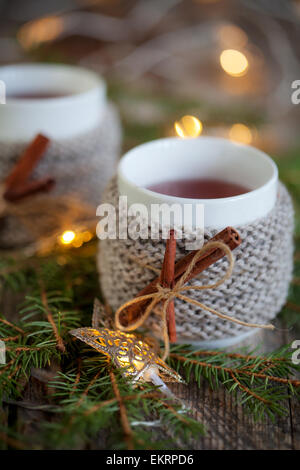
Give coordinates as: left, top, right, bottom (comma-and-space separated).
118, 136, 278, 229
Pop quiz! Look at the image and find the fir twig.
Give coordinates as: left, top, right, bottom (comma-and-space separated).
230, 372, 270, 405
109, 369, 134, 450
40, 280, 66, 353
0, 318, 25, 334
84, 392, 160, 417
177, 349, 289, 363
78, 370, 102, 405
170, 353, 300, 387
71, 358, 82, 395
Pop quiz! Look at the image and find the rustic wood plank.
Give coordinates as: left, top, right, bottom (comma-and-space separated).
169, 322, 300, 450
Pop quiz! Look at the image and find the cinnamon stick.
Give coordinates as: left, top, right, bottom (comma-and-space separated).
119, 227, 241, 327
160, 230, 177, 343
4, 134, 50, 189
4, 177, 55, 202
173, 226, 241, 283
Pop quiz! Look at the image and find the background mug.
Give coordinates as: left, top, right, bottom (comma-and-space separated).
0, 63, 121, 248
0, 63, 106, 140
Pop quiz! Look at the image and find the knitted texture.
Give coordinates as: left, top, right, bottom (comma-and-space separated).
98, 177, 294, 342
0, 103, 121, 247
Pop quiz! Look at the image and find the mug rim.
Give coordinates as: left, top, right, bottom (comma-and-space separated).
118, 136, 279, 229
0, 63, 105, 105
118, 136, 278, 204
0, 63, 106, 140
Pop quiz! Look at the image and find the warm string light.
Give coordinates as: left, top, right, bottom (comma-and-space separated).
60, 230, 75, 245
59, 230, 93, 247
173, 116, 254, 146
174, 115, 203, 138
220, 49, 249, 77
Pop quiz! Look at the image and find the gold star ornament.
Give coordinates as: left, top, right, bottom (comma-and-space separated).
69, 300, 184, 394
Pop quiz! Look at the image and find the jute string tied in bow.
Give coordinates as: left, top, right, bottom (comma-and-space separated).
115, 241, 275, 361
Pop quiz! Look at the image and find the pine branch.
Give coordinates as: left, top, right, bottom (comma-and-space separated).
109, 369, 134, 450
170, 353, 300, 387
0, 318, 25, 335
40, 280, 66, 353
71, 358, 82, 395
168, 344, 300, 421
230, 372, 270, 405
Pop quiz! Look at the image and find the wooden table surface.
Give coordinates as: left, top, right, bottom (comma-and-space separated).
169, 324, 300, 450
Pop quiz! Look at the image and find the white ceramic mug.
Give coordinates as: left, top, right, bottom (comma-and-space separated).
0, 63, 106, 141
116, 137, 280, 348
118, 136, 278, 230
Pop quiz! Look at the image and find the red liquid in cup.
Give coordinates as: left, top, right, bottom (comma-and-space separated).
147, 178, 250, 199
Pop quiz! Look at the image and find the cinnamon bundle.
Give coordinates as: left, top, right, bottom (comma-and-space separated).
3, 134, 55, 202
119, 227, 241, 327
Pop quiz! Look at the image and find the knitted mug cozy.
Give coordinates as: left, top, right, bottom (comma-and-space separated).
98, 177, 294, 344
0, 103, 121, 248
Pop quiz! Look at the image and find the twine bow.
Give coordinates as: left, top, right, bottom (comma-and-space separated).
115, 241, 275, 361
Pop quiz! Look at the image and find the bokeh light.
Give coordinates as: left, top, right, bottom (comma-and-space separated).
72, 238, 83, 248
174, 115, 203, 138
82, 231, 93, 242
220, 49, 249, 77
229, 123, 252, 144
60, 230, 76, 245
217, 24, 248, 48
18, 16, 63, 50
